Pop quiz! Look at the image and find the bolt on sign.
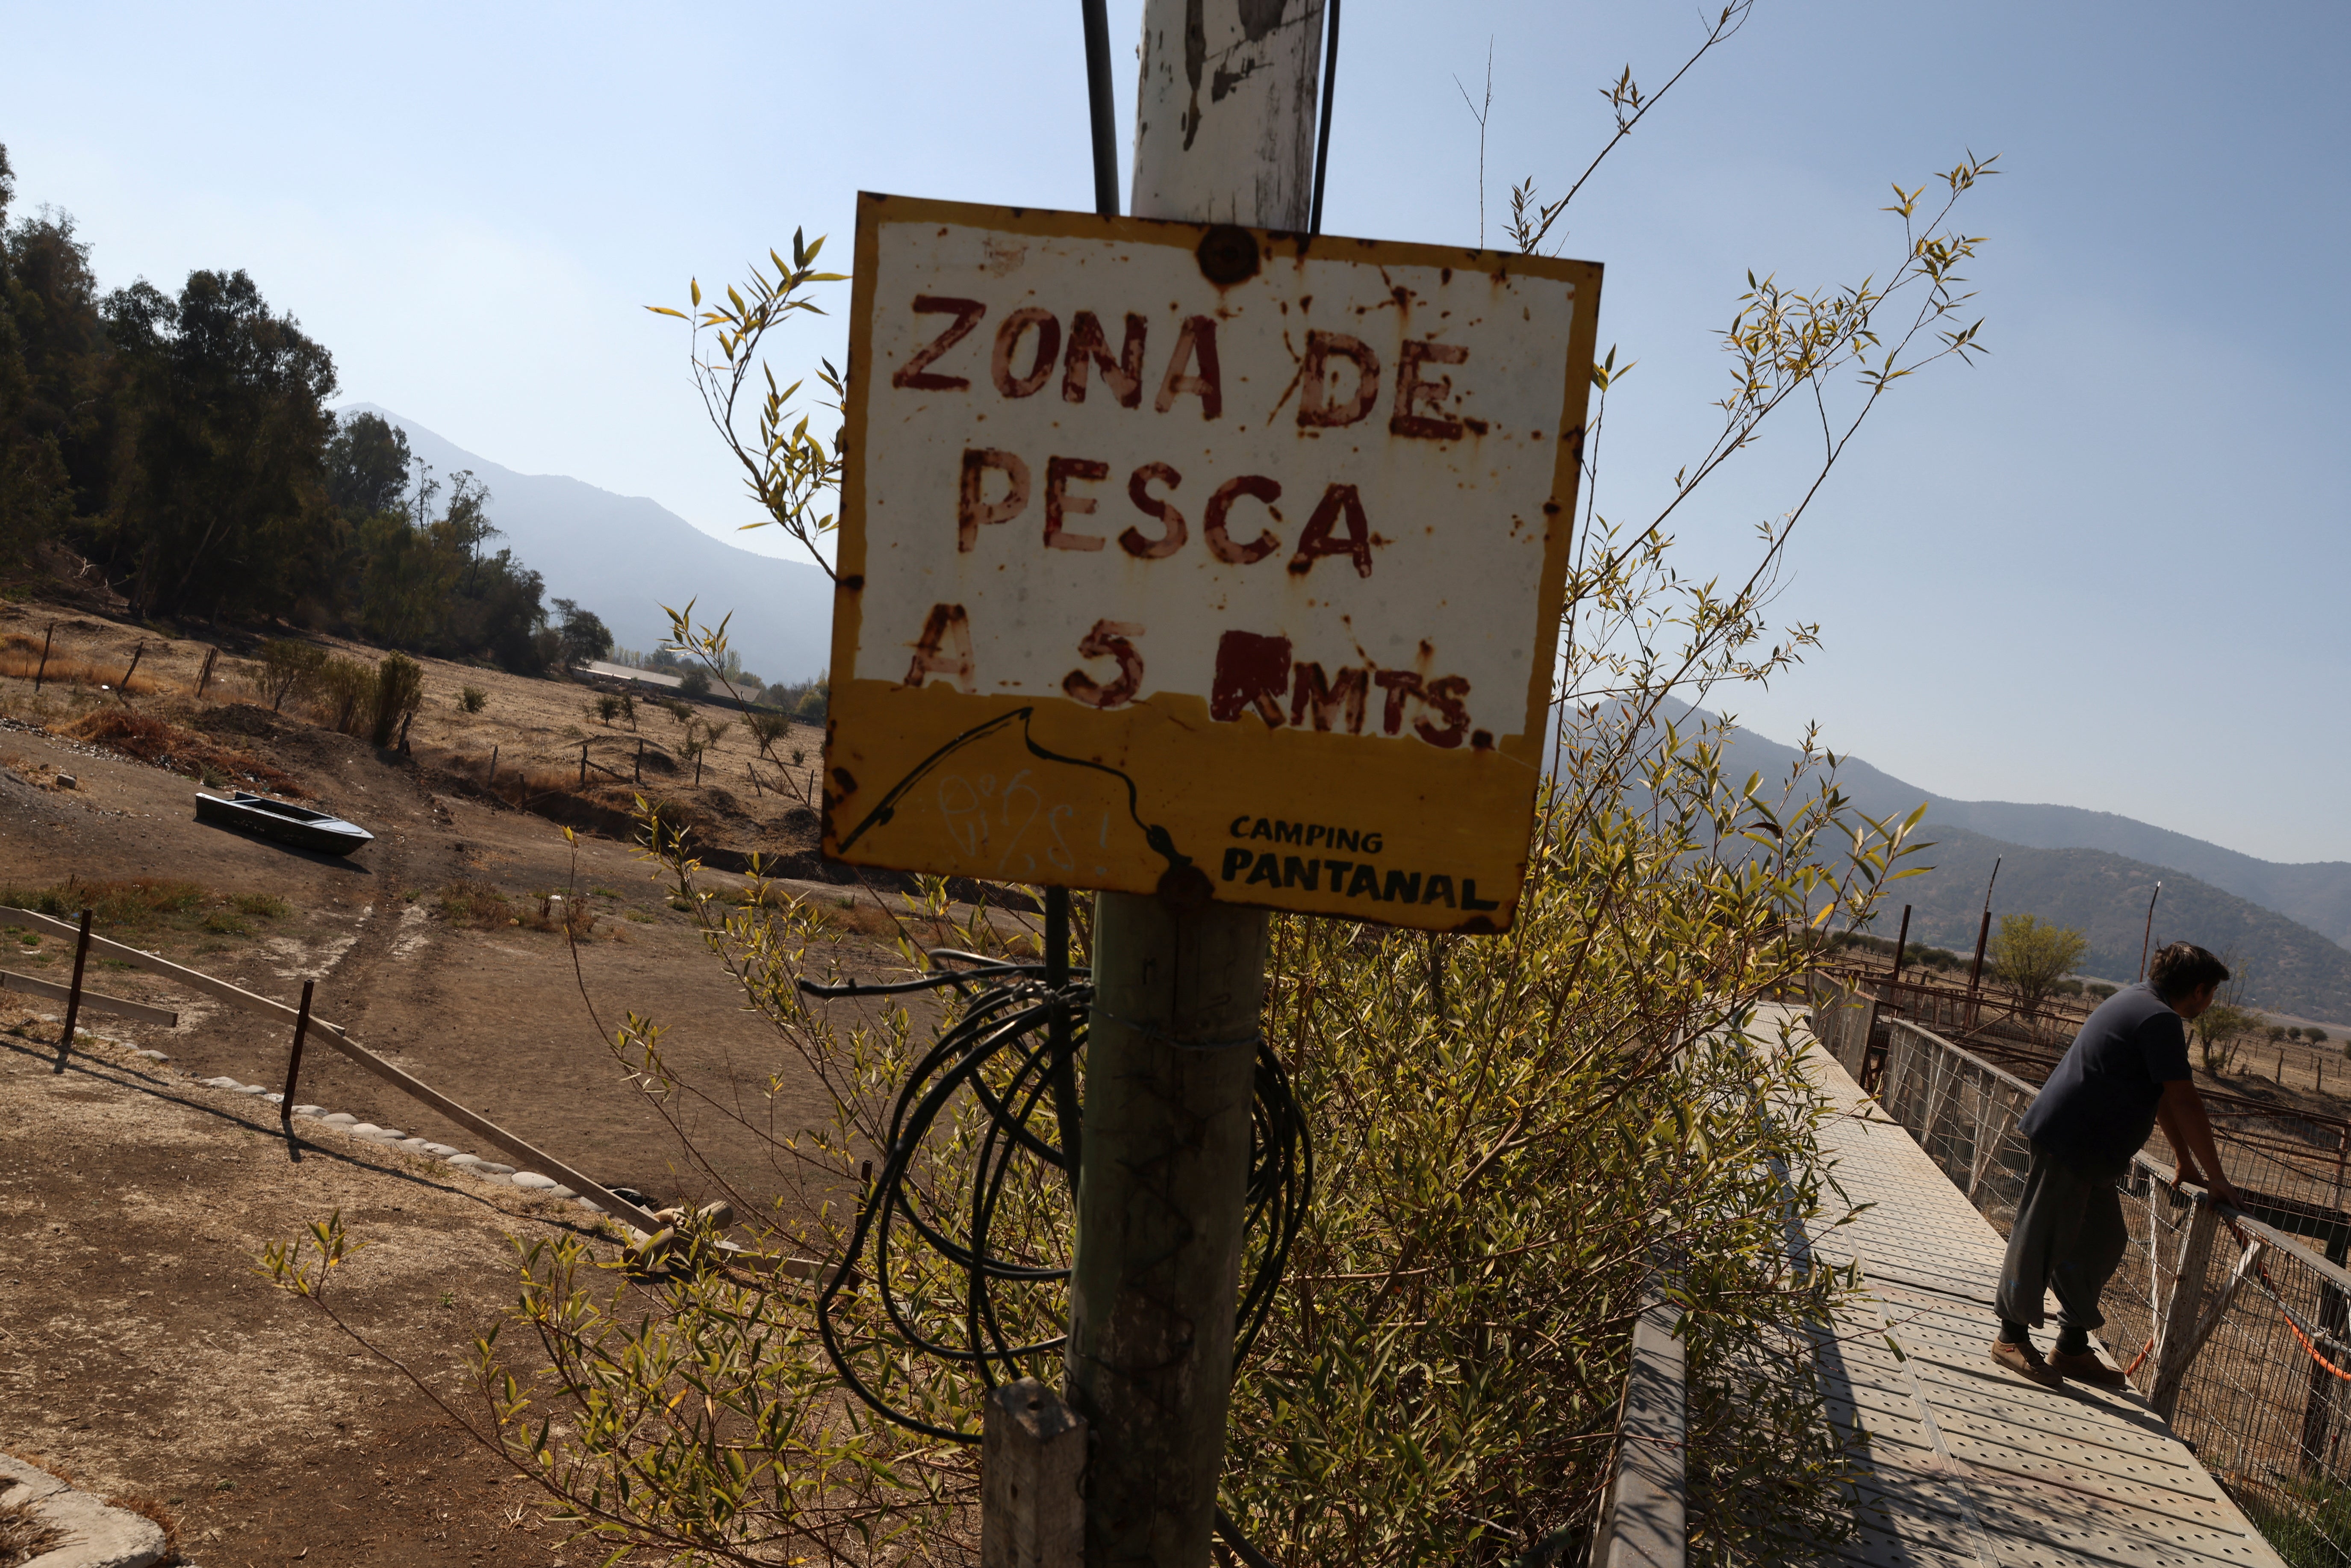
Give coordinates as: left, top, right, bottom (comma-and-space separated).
826, 192, 1603, 932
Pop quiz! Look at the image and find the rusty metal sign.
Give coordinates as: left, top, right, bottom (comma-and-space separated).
823, 192, 1602, 932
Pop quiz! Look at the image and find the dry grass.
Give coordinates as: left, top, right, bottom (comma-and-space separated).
106, 1494, 181, 1565
0, 632, 176, 696
56, 710, 308, 797
436, 879, 602, 940
430, 749, 611, 811
0, 1496, 66, 1568
0, 876, 292, 941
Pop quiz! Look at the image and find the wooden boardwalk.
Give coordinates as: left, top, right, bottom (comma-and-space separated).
1782, 1008, 2286, 1568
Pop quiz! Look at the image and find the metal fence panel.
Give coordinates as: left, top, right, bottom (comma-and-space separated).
1865, 1016, 2351, 1564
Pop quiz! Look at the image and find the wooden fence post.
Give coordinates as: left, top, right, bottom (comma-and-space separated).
116, 642, 144, 703
33, 623, 54, 692
280, 979, 316, 1122
58, 908, 94, 1051
196, 645, 218, 698
2150, 1196, 2221, 1421
2151, 1231, 2262, 1418
981, 1378, 1086, 1568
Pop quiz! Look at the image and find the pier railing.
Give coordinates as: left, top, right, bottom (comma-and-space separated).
1838, 1002, 2351, 1564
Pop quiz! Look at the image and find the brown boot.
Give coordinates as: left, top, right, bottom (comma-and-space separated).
2049, 1347, 2130, 1388
1991, 1337, 2063, 1388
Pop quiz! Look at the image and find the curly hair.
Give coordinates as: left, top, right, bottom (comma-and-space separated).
2148, 941, 2229, 1003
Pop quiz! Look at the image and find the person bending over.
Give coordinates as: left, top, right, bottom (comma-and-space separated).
1991, 941, 2241, 1388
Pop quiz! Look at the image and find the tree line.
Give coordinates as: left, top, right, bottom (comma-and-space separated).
0, 144, 587, 673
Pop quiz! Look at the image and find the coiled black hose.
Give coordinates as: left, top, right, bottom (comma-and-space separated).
800, 937, 1308, 1442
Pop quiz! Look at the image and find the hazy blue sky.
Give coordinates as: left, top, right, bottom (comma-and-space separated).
9, 1, 2346, 860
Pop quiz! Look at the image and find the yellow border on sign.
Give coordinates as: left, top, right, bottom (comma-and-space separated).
825, 192, 1603, 933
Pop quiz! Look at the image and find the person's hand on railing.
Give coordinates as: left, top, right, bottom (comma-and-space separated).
2177, 1163, 2245, 1211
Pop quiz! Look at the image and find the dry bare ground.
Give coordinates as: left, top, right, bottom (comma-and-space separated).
1, 996, 642, 1565
0, 595, 1030, 1561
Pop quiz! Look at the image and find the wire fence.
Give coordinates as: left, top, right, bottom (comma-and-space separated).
1815, 987, 2351, 1566
1816, 969, 2351, 1215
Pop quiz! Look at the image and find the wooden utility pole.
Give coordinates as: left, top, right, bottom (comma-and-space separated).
2140, 881, 2163, 980
1062, 7, 1323, 1568
1966, 855, 2002, 1021
1888, 903, 1911, 986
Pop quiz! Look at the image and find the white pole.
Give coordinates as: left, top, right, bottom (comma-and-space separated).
1131, 0, 1324, 230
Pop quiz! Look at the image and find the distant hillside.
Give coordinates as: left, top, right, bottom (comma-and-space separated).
1883, 824, 2351, 1026
1687, 710, 2351, 951
341, 405, 834, 685
1910, 800, 2351, 951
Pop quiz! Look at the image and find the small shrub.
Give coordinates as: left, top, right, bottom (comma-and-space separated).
746, 710, 792, 748
459, 685, 489, 714
678, 666, 712, 698
317, 655, 378, 737
437, 880, 518, 930
2310, 1027, 2329, 1045
2088, 982, 2118, 1000
532, 893, 597, 940
438, 879, 594, 939
201, 910, 251, 936
233, 893, 291, 919
596, 694, 624, 725
257, 639, 328, 711
371, 652, 424, 748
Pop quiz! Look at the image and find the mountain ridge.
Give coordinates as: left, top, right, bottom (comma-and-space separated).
340, 405, 835, 685
1693, 713, 2351, 952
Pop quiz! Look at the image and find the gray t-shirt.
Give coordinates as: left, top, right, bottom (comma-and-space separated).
2017, 981, 2193, 1178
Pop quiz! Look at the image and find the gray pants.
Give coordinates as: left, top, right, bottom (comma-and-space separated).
1995, 1139, 2129, 1332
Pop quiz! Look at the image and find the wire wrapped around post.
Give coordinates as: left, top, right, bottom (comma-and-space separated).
798, 931, 1309, 1443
